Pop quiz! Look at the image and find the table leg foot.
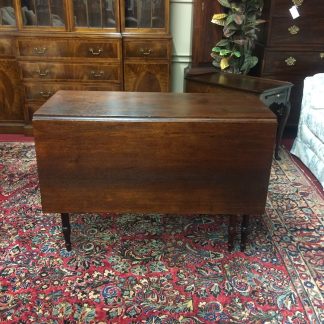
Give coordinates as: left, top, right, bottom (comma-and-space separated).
228, 215, 236, 252
240, 214, 249, 252
61, 213, 72, 251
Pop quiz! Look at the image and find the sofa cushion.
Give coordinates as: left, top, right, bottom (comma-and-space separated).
305, 109, 324, 143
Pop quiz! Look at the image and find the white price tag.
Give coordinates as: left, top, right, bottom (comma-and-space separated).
289, 6, 300, 19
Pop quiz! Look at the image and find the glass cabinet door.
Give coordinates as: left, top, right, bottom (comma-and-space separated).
73, 0, 118, 30
0, 0, 16, 26
125, 0, 165, 29
20, 0, 65, 27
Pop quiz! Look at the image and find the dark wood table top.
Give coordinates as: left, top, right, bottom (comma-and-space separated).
34, 90, 274, 121
185, 68, 293, 94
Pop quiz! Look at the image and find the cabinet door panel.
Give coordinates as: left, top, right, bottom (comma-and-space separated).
0, 59, 24, 121
25, 101, 43, 123
0, 38, 15, 56
0, 0, 16, 26
125, 0, 165, 28
73, 0, 118, 29
124, 63, 169, 92
19, 0, 65, 27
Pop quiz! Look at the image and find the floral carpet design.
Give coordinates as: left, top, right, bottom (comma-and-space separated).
0, 143, 323, 323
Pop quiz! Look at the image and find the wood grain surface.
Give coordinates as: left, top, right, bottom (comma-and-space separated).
33, 91, 277, 215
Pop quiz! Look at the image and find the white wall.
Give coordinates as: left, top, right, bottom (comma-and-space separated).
170, 0, 193, 92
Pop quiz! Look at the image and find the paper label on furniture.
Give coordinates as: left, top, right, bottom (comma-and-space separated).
289, 6, 300, 19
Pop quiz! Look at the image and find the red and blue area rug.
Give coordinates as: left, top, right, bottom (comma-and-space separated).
0, 143, 323, 323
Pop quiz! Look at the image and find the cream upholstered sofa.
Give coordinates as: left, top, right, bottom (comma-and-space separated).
291, 73, 324, 189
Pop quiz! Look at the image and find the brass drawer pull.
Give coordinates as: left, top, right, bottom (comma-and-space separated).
139, 48, 152, 56
292, 0, 303, 6
33, 47, 47, 55
89, 48, 103, 56
90, 70, 104, 78
288, 25, 299, 35
39, 90, 53, 98
320, 53, 324, 59
285, 57, 296, 66
37, 69, 49, 77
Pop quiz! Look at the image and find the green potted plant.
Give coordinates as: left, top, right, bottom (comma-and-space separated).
211, 0, 265, 74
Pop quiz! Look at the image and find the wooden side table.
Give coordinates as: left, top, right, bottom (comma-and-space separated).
184, 67, 293, 160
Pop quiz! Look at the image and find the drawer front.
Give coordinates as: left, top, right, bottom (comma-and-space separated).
18, 39, 71, 58
20, 62, 72, 80
75, 64, 120, 81
20, 62, 120, 81
25, 82, 121, 100
0, 38, 15, 57
260, 89, 290, 106
124, 40, 170, 59
73, 40, 120, 59
262, 51, 324, 75
272, 0, 324, 17
260, 74, 305, 127
269, 17, 324, 46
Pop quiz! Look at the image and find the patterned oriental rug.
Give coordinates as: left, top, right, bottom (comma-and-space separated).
0, 143, 323, 324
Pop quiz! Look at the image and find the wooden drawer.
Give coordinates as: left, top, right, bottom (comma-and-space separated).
18, 39, 70, 58
0, 38, 15, 57
73, 40, 120, 59
17, 38, 120, 60
24, 82, 121, 100
124, 40, 170, 59
272, 0, 324, 17
261, 74, 305, 127
19, 62, 120, 82
262, 50, 324, 75
269, 17, 324, 46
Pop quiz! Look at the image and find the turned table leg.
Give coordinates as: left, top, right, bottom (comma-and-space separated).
240, 214, 250, 252
228, 215, 237, 251
61, 213, 72, 251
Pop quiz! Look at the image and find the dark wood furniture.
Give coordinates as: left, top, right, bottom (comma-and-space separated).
258, 0, 324, 129
187, 0, 324, 131
33, 90, 277, 252
0, 0, 172, 134
190, 0, 222, 68
184, 68, 293, 160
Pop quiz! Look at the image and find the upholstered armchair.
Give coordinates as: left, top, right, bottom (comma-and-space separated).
291, 73, 324, 189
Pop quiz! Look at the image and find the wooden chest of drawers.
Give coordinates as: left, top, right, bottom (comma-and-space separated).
0, 0, 172, 134
259, 0, 324, 129
17, 36, 123, 128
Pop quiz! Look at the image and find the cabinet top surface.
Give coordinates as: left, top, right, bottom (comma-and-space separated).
185, 71, 293, 94
33, 91, 275, 121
